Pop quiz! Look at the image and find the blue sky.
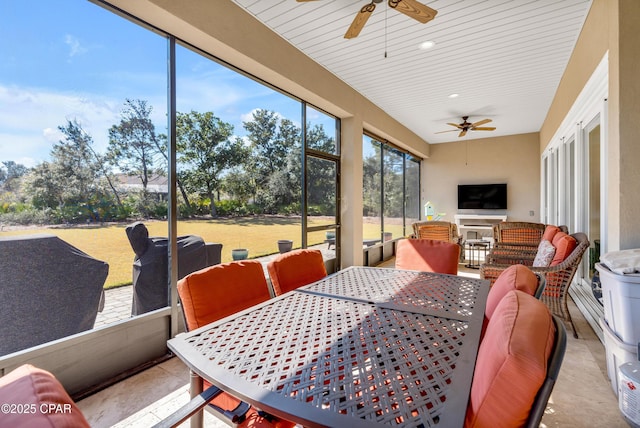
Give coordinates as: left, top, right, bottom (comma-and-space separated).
0, 0, 332, 168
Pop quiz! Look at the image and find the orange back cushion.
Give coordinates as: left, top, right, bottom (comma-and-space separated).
542, 225, 561, 242
466, 291, 555, 428
267, 249, 327, 296
550, 232, 577, 266
0, 364, 90, 427
395, 239, 460, 275
178, 260, 271, 331
485, 264, 538, 321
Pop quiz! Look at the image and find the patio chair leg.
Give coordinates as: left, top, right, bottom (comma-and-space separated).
564, 301, 579, 339
569, 316, 579, 339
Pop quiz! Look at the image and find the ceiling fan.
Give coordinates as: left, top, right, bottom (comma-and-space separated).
297, 0, 437, 39
436, 116, 496, 138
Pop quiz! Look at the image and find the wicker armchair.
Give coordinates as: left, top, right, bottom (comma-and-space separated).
480, 232, 589, 338
489, 222, 569, 264
412, 221, 462, 244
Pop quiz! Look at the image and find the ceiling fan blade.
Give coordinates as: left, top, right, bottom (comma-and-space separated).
471, 118, 492, 127
446, 122, 463, 129
459, 129, 467, 137
472, 127, 496, 131
389, 0, 437, 24
344, 3, 376, 39
435, 129, 459, 134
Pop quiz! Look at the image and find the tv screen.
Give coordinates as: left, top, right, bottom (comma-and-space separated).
458, 183, 507, 210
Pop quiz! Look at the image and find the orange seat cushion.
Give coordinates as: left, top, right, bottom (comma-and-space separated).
267, 249, 327, 296
550, 232, 577, 266
485, 264, 538, 321
240, 410, 297, 428
395, 239, 460, 275
0, 364, 90, 427
201, 380, 294, 428
178, 260, 271, 331
542, 225, 561, 242
465, 291, 555, 428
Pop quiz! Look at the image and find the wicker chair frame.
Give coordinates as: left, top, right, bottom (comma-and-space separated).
480, 232, 589, 338
492, 221, 546, 247
412, 221, 462, 244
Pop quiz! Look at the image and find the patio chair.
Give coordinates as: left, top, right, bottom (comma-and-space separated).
0, 364, 90, 427
481, 264, 544, 338
481, 232, 589, 338
395, 238, 460, 275
267, 248, 327, 296
527, 315, 568, 427
412, 220, 464, 261
412, 220, 462, 244
465, 290, 567, 428
177, 260, 294, 427
0, 363, 289, 428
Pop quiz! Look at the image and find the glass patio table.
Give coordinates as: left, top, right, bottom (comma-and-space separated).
167, 266, 490, 428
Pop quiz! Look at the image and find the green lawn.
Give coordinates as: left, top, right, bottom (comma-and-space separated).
1, 217, 406, 288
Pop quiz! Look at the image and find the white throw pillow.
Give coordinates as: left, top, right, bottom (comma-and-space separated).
533, 239, 556, 267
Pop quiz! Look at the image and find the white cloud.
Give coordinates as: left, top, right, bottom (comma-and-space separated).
43, 127, 64, 143
65, 34, 88, 58
240, 109, 258, 123
0, 84, 124, 164
240, 108, 286, 124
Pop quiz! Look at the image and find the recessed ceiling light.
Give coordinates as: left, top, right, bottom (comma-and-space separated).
448, 93, 459, 98
419, 41, 435, 50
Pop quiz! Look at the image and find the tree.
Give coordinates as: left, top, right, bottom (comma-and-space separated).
107, 99, 162, 191
23, 162, 61, 209
21, 120, 121, 221
306, 124, 337, 214
56, 119, 123, 210
363, 140, 382, 217
243, 109, 301, 213
0, 161, 29, 192
176, 111, 248, 217
221, 167, 255, 205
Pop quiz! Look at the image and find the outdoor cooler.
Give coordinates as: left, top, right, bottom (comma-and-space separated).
596, 252, 640, 397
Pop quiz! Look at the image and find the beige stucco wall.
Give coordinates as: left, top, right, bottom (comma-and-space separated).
616, 0, 640, 250
423, 133, 540, 225
540, 0, 640, 250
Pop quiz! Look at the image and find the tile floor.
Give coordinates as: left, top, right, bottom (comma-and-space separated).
78, 262, 630, 427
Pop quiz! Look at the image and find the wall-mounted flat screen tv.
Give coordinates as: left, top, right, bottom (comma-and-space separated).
458, 183, 507, 210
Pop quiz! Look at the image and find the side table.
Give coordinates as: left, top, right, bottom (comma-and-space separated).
465, 239, 491, 269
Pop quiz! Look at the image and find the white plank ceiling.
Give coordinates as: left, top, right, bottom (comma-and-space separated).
231, 0, 592, 144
